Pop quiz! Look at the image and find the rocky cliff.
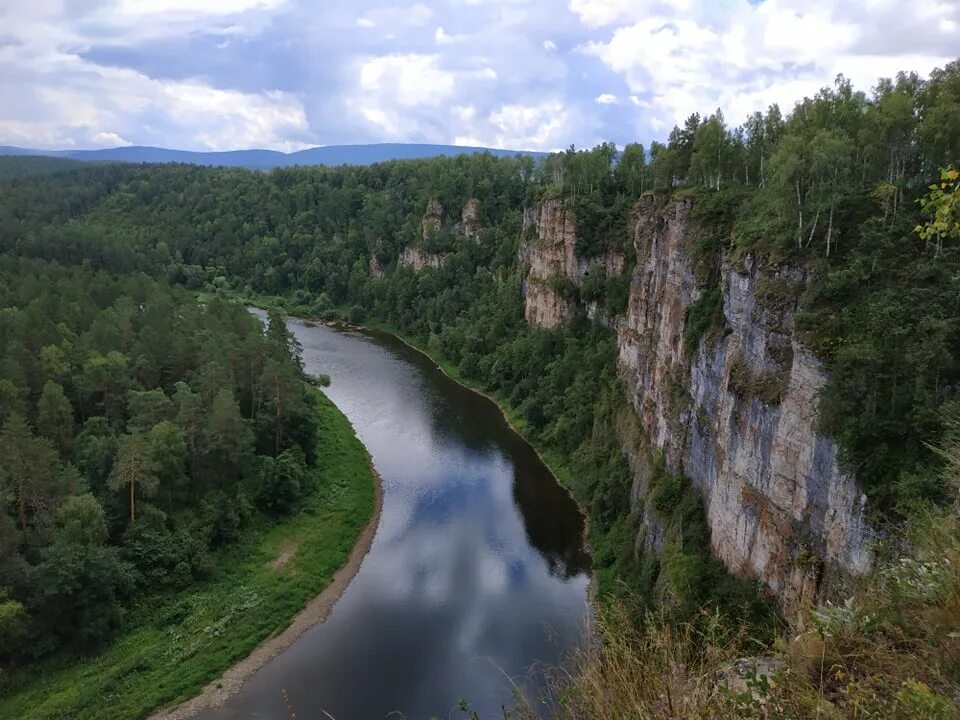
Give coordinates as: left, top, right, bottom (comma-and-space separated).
520, 193, 872, 609
399, 246, 445, 271
460, 198, 480, 239
518, 196, 624, 328
399, 198, 481, 271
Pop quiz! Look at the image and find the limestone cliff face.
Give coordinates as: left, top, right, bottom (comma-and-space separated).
460, 198, 480, 239
518, 194, 872, 608
400, 246, 445, 271
617, 195, 871, 609
400, 198, 481, 271
369, 237, 387, 279
421, 197, 443, 240
517, 198, 577, 327
519, 196, 627, 329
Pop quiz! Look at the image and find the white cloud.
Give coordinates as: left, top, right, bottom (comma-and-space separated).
357, 3, 433, 30
358, 54, 456, 107
115, 0, 286, 16
569, 0, 691, 28
577, 0, 960, 130
0, 38, 310, 151
2, 0, 957, 153
454, 99, 590, 151
90, 131, 132, 147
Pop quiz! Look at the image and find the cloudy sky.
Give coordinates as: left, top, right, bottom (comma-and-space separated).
1, 0, 957, 152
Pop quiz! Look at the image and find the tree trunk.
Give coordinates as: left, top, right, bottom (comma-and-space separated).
806, 208, 820, 248
130, 477, 136, 526
826, 205, 834, 257
796, 182, 804, 250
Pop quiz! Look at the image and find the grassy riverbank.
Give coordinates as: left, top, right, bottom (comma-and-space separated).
0, 391, 377, 720
240, 296, 596, 576
242, 297, 634, 593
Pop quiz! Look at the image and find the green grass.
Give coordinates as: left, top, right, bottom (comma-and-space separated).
0, 390, 376, 720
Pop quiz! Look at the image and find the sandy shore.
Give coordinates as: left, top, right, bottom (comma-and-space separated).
149, 469, 383, 720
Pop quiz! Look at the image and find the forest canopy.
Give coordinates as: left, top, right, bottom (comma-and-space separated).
0, 60, 959, 680
0, 257, 322, 662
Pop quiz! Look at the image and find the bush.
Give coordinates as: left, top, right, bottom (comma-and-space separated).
346, 304, 365, 323
604, 274, 631, 315
255, 449, 307, 516
26, 542, 137, 650
122, 506, 213, 590
683, 289, 724, 356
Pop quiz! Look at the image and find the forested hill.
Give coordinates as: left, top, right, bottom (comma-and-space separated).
0, 142, 545, 169
0, 59, 959, 716
0, 256, 349, 679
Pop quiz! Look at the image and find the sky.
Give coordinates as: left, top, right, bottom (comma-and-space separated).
0, 0, 958, 153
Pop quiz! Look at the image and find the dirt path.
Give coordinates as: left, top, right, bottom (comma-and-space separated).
269, 539, 299, 570
149, 470, 383, 720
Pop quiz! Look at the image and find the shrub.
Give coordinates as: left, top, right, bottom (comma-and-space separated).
346, 304, 365, 323
255, 449, 307, 516
683, 289, 724, 356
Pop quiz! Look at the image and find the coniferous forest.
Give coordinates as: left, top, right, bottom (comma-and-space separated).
1, 61, 960, 718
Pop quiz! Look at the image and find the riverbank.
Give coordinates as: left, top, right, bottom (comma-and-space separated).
241, 298, 589, 537
0, 391, 379, 720
150, 467, 382, 720
287, 311, 598, 603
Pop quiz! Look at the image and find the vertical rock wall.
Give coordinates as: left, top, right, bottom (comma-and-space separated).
520, 193, 872, 608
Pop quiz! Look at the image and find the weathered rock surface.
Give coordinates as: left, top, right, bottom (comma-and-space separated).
517, 198, 578, 327
519, 197, 628, 328
369, 237, 387, 279
460, 198, 480, 239
400, 198, 482, 272
400, 245, 445, 271
617, 195, 870, 609
517, 193, 872, 609
421, 197, 443, 241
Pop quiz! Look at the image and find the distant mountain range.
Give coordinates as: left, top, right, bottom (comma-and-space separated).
0, 143, 545, 169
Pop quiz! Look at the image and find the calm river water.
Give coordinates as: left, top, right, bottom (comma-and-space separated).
200, 316, 590, 719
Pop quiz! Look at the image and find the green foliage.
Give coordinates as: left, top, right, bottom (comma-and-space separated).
572, 192, 632, 257
603, 273, 631, 315
26, 542, 137, 650
0, 391, 376, 720
0, 259, 327, 674
0, 59, 959, 710
754, 276, 804, 313
0, 156, 82, 180
549, 274, 579, 303
798, 211, 960, 514
347, 304, 366, 323
727, 354, 788, 406
683, 289, 724, 357
255, 448, 307, 515
56, 494, 108, 546
916, 166, 960, 253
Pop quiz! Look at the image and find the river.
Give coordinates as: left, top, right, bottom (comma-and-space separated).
200, 316, 590, 719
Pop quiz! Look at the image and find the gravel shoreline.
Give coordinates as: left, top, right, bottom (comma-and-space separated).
148, 469, 384, 720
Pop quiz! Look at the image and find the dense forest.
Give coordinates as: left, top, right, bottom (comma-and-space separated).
0, 256, 340, 677
0, 60, 959, 717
